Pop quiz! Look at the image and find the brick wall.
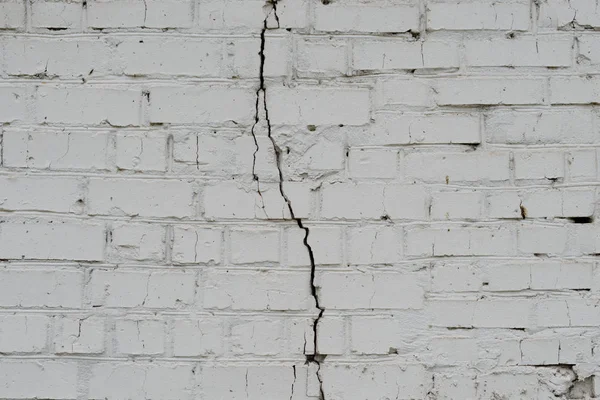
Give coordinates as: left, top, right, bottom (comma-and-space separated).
0, 0, 599, 398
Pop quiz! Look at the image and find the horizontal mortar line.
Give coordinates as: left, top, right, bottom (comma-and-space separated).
0, 255, 596, 269
0, 308, 319, 317
0, 32, 286, 39
3, 211, 600, 226
0, 355, 312, 363
0, 211, 598, 227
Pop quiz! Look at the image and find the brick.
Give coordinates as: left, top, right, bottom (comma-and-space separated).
150, 86, 254, 124
378, 79, 434, 107
315, 4, 419, 33
347, 225, 401, 265
0, 361, 77, 399
87, 0, 145, 28
172, 319, 223, 356
1, 37, 112, 77
31, 0, 82, 29
348, 148, 397, 178
515, 150, 565, 180
267, 87, 371, 126
321, 183, 384, 219
88, 178, 194, 217
117, 38, 221, 77
89, 363, 194, 399
203, 271, 312, 311
297, 38, 348, 77
518, 225, 568, 254
550, 76, 600, 104
485, 109, 596, 144
405, 152, 510, 183
317, 317, 345, 355
435, 78, 545, 105
486, 191, 522, 219
538, 0, 600, 29
0, 86, 27, 122
353, 40, 459, 70
115, 319, 165, 355
0, 315, 48, 353
143, 0, 193, 28
318, 272, 424, 310
430, 191, 483, 220
200, 366, 296, 399
0, 0, 25, 29
115, 132, 167, 171
406, 226, 515, 256
2, 129, 110, 170
0, 221, 104, 261
172, 226, 222, 264
89, 269, 195, 308
0, 176, 83, 213
464, 36, 572, 67
427, 1, 530, 30
0, 269, 83, 308
568, 150, 597, 181
432, 263, 481, 292
322, 364, 430, 400
37, 86, 141, 126
288, 226, 341, 266
473, 300, 531, 328
227, 36, 289, 78
530, 262, 593, 290
520, 338, 560, 365
482, 264, 530, 291
110, 223, 165, 261
231, 318, 284, 355
53, 316, 105, 354
383, 184, 428, 220
230, 228, 279, 264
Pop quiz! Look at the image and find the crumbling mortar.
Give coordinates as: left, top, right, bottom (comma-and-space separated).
251, 2, 325, 398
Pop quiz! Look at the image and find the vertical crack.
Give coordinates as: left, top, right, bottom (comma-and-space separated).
252, 2, 325, 398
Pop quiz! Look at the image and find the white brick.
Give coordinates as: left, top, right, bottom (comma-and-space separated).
0, 86, 27, 122
321, 183, 384, 219
297, 38, 347, 77
1, 37, 111, 77
0, 0, 25, 29
87, 0, 145, 28
347, 225, 401, 265
204, 271, 312, 311
116, 319, 165, 355
0, 176, 82, 213
427, 1, 530, 30
348, 148, 397, 178
383, 184, 428, 220
53, 316, 104, 354
486, 191, 522, 219
318, 272, 424, 310
37, 86, 141, 126
432, 263, 481, 292
317, 317, 345, 355
0, 361, 77, 399
117, 38, 221, 77
143, 0, 193, 28
518, 226, 568, 254
31, 1, 82, 29
431, 191, 483, 220
435, 78, 545, 105
150, 86, 255, 124
405, 152, 510, 183
230, 228, 279, 264
0, 315, 48, 353
89, 363, 193, 399
406, 226, 515, 256
473, 300, 531, 328
520, 338, 559, 365
538, 0, 600, 29
116, 132, 167, 171
267, 87, 371, 126
200, 366, 296, 399
486, 109, 596, 144
231, 319, 283, 355
482, 264, 530, 291
2, 129, 110, 170
315, 4, 419, 33
110, 223, 165, 261
550, 76, 600, 104
464, 36, 572, 67
172, 319, 222, 356
514, 151, 564, 180
379, 79, 433, 107
530, 262, 593, 290
88, 178, 194, 217
569, 150, 597, 181
0, 269, 83, 308
0, 221, 104, 261
172, 226, 222, 264
353, 40, 459, 70
322, 364, 430, 400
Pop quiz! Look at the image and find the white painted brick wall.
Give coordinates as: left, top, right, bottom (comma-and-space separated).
0, 0, 599, 398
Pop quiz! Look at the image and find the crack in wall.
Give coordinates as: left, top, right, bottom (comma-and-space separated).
250, 2, 325, 398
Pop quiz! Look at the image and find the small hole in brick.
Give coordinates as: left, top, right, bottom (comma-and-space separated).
568, 216, 593, 224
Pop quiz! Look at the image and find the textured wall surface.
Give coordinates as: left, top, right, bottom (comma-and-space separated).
0, 0, 600, 398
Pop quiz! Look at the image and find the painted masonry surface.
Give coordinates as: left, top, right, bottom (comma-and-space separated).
0, 0, 600, 398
